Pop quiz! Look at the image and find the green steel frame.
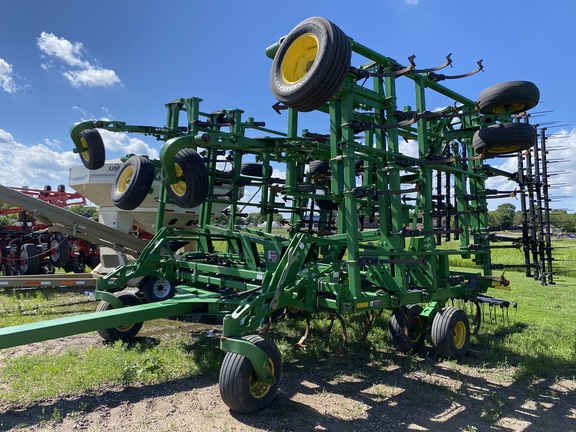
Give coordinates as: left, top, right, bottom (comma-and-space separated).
0, 17, 535, 411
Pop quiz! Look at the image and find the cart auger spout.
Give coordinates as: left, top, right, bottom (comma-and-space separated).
2, 16, 555, 414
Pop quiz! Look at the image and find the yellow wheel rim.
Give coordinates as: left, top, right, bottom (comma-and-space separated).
488, 144, 522, 154
281, 33, 319, 84
116, 165, 134, 193
249, 358, 274, 399
454, 321, 467, 349
169, 162, 186, 197
115, 323, 134, 332
493, 103, 524, 114
80, 136, 90, 161
409, 316, 423, 343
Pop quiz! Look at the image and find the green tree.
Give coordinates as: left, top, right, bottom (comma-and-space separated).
488, 203, 516, 230
68, 205, 98, 220
548, 210, 574, 232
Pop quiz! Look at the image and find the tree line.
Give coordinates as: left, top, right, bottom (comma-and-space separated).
488, 203, 576, 233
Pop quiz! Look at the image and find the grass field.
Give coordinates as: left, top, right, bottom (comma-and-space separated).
0, 231, 574, 420
0, 262, 574, 408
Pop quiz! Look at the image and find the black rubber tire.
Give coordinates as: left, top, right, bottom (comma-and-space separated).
78, 129, 106, 170
41, 185, 51, 197
478, 81, 540, 115
111, 155, 156, 210
314, 198, 337, 211
240, 163, 264, 177
309, 160, 330, 175
20, 243, 41, 275
1, 263, 12, 276
49, 233, 71, 267
219, 334, 282, 413
473, 122, 536, 156
431, 306, 470, 359
270, 17, 351, 112
96, 292, 144, 341
165, 148, 209, 208
57, 184, 66, 193
140, 276, 177, 302
388, 304, 425, 353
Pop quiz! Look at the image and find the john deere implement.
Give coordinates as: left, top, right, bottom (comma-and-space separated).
1, 17, 549, 413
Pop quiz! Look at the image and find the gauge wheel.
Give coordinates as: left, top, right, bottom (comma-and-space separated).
20, 243, 41, 275
96, 292, 144, 341
473, 122, 536, 156
111, 155, 155, 210
140, 276, 177, 302
165, 148, 209, 208
270, 16, 351, 112
219, 334, 282, 413
431, 306, 470, 359
388, 304, 426, 353
477, 81, 540, 115
49, 233, 71, 267
78, 129, 106, 170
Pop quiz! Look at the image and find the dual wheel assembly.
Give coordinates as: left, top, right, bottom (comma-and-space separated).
76, 129, 209, 211
473, 80, 540, 156
388, 305, 470, 359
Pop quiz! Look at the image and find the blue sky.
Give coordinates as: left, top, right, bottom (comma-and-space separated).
1, 0, 575, 212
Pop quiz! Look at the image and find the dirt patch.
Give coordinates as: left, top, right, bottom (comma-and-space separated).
1, 330, 574, 432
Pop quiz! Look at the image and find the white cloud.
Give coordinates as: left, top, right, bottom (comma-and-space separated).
64, 66, 120, 88
0, 58, 26, 93
405, 0, 421, 5
0, 129, 79, 188
97, 129, 159, 160
37, 32, 121, 88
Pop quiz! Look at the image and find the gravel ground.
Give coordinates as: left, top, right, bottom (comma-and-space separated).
0, 331, 575, 432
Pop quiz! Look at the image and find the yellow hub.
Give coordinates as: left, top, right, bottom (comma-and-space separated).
489, 144, 522, 154
281, 33, 319, 84
169, 162, 186, 197
493, 103, 524, 114
249, 358, 274, 399
453, 321, 467, 349
80, 136, 90, 161
115, 323, 134, 332
116, 165, 134, 193
409, 316, 423, 343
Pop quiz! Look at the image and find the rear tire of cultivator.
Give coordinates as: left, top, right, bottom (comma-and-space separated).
240, 163, 264, 177
20, 244, 40, 275
140, 276, 177, 303
388, 304, 425, 353
270, 16, 351, 112
219, 334, 282, 413
49, 233, 71, 268
431, 306, 470, 359
165, 148, 209, 209
309, 160, 330, 176
473, 122, 536, 156
78, 129, 106, 170
314, 198, 337, 211
111, 155, 155, 210
96, 292, 144, 342
477, 81, 540, 115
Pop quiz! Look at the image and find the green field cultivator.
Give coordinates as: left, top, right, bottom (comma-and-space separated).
0, 17, 551, 413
